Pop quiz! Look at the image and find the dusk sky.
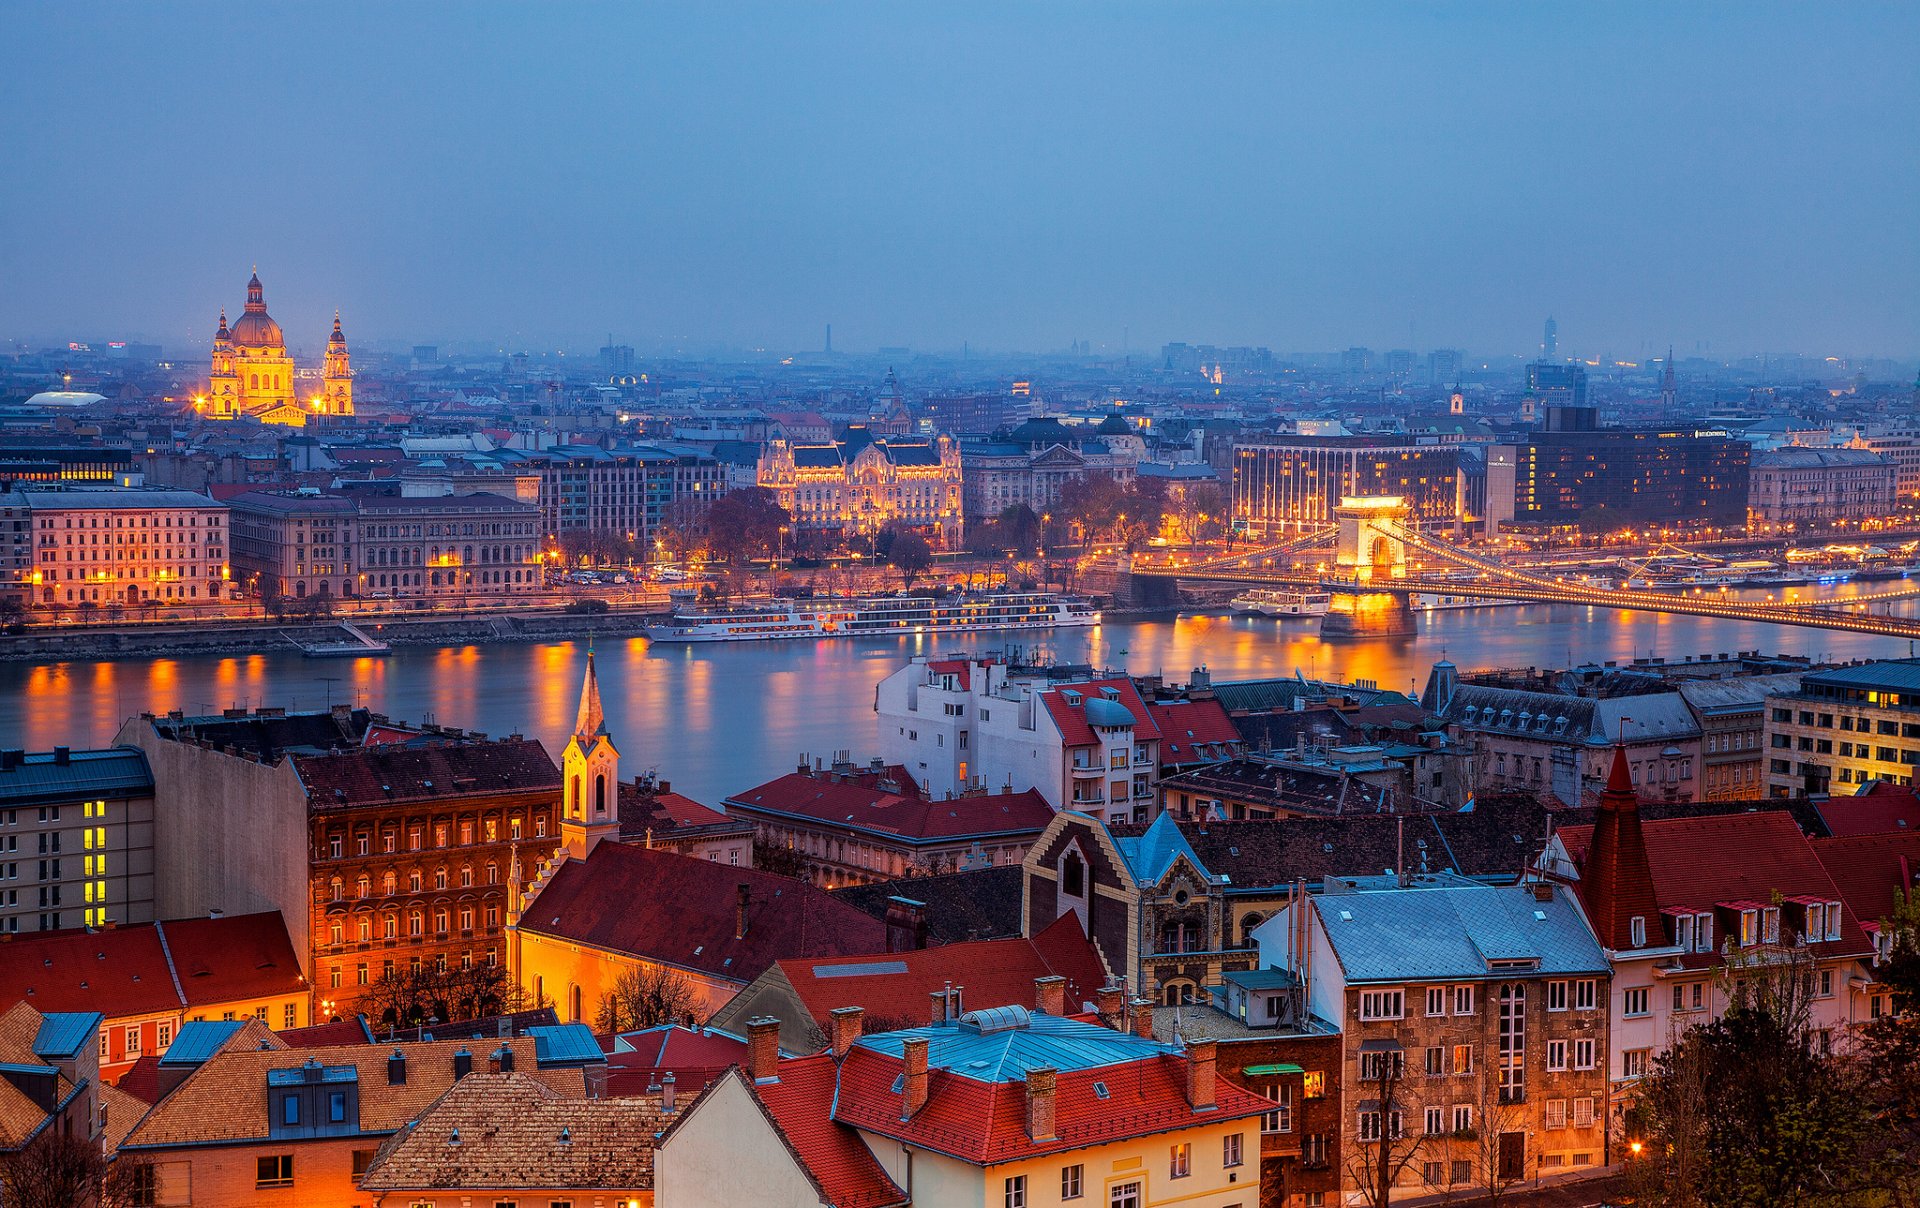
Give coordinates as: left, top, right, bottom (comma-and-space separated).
3, 3, 1916, 359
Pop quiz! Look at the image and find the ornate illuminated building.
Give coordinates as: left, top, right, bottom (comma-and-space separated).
204, 271, 353, 426
758, 425, 964, 549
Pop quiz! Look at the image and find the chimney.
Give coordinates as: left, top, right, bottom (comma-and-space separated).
1094, 983, 1124, 1025
885, 896, 928, 953
1185, 1038, 1217, 1110
498, 1045, 514, 1072
901, 1036, 930, 1120
1034, 975, 1066, 1017
930, 989, 949, 1025
387, 1049, 408, 1085
452, 1048, 472, 1079
1025, 1066, 1058, 1141
52, 747, 69, 766
1129, 997, 1154, 1040
746, 1016, 781, 1083
735, 884, 751, 940
661, 1071, 677, 1112
487, 1048, 503, 1074
830, 1006, 865, 1057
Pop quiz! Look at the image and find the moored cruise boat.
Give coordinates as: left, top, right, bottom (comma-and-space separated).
643, 591, 1100, 643
1229, 587, 1332, 617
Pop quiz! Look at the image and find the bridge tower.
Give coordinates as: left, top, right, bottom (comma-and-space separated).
1323, 495, 1416, 638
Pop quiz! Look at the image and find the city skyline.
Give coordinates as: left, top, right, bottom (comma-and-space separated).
2, 3, 1916, 357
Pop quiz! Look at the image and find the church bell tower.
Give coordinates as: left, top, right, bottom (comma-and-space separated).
560, 652, 620, 859
321, 311, 354, 416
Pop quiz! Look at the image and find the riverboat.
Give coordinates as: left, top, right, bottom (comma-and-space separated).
642, 591, 1100, 643
1229, 588, 1333, 617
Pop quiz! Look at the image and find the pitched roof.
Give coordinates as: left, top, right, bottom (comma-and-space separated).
747, 1060, 908, 1208
776, 913, 1109, 1031
293, 737, 559, 809
359, 1072, 662, 1193
725, 770, 1054, 844
0, 1002, 81, 1148
1557, 811, 1875, 958
1809, 831, 1920, 935
1147, 699, 1244, 762
0, 913, 302, 1019
1112, 811, 1208, 886
121, 1036, 581, 1149
519, 844, 887, 985
1576, 747, 1662, 951
1041, 679, 1162, 747
605, 1024, 750, 1095
833, 1014, 1268, 1165
1315, 879, 1611, 982
1817, 782, 1920, 837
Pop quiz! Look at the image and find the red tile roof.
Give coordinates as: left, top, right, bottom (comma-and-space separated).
1810, 831, 1920, 936
1576, 746, 1663, 952
604, 1024, 751, 1096
775, 913, 1109, 1031
831, 1044, 1267, 1165
293, 737, 559, 808
276, 1017, 376, 1047
112, 1054, 164, 1103
726, 770, 1055, 844
1817, 783, 1920, 837
1559, 810, 1874, 957
1042, 679, 1162, 748
752, 1058, 908, 1208
519, 844, 887, 985
1147, 698, 1243, 761
0, 912, 303, 1019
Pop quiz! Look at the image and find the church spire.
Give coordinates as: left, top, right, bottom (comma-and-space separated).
574, 651, 606, 740
1578, 744, 1661, 952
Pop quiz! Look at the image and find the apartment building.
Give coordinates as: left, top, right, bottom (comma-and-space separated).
1764, 660, 1920, 796
224, 489, 358, 600
24, 484, 228, 608
525, 441, 727, 545
0, 745, 154, 933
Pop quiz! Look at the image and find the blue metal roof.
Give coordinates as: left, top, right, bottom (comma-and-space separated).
1804, 659, 1920, 693
1112, 811, 1206, 887
856, 1009, 1175, 1083
1314, 879, 1610, 983
0, 748, 152, 809
160, 1019, 248, 1065
266, 1063, 359, 1087
528, 1023, 603, 1067
32, 1012, 102, 1060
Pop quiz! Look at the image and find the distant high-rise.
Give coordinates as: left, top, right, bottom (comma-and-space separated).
1526, 361, 1587, 412
825, 323, 832, 354
1543, 316, 1558, 361
1428, 348, 1464, 384
599, 339, 634, 377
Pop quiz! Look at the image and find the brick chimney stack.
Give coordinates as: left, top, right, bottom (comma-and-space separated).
1130, 997, 1154, 1039
1026, 1066, 1058, 1141
830, 1006, 865, 1057
1185, 1038, 1217, 1110
901, 1036, 930, 1120
1034, 975, 1066, 1016
1094, 983, 1124, 1025
745, 1016, 780, 1083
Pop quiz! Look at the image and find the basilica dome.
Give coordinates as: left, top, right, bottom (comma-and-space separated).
229, 271, 285, 348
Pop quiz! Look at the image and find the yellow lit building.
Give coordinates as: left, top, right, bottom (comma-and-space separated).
758, 426, 964, 549
25, 485, 228, 609
205, 271, 353, 425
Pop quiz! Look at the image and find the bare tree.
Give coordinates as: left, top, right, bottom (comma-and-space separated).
1468, 1067, 1530, 1207
1346, 1048, 1424, 1207
595, 963, 698, 1033
0, 1131, 151, 1208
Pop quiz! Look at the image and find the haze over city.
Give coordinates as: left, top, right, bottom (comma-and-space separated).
4, 2, 1917, 357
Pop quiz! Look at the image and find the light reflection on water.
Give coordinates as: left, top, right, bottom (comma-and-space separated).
2, 603, 1913, 806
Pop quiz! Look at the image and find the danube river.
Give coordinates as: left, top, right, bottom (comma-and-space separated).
4, 604, 1916, 806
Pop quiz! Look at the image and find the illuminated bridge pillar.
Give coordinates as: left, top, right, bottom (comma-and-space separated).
1322, 495, 1416, 638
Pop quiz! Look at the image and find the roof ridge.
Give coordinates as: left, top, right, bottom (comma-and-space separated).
152, 919, 188, 1009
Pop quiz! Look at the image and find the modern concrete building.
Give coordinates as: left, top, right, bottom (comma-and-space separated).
1230, 435, 1459, 537
0, 745, 154, 933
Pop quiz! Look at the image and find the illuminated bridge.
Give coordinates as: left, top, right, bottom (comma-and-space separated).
1131, 497, 1920, 640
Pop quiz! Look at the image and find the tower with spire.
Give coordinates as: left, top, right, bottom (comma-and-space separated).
560, 652, 621, 860
1576, 745, 1661, 952
1661, 346, 1677, 411
321, 311, 355, 416
207, 310, 239, 417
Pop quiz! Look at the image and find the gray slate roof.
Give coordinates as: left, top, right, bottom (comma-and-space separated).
0, 747, 153, 808
1316, 879, 1609, 983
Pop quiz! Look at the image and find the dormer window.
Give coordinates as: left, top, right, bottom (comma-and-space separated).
1762, 907, 1780, 944
1739, 909, 1758, 947
1825, 901, 1842, 941
1629, 916, 1646, 948
1695, 913, 1714, 952
1805, 902, 1825, 941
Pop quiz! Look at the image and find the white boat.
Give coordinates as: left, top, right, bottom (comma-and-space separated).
643, 591, 1100, 643
1230, 588, 1332, 617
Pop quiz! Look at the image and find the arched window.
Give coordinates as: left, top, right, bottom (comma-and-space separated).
594, 774, 607, 816
408, 869, 422, 893
1162, 980, 1195, 1006
1241, 913, 1266, 947
569, 776, 580, 819
381, 871, 396, 897
1061, 850, 1086, 898
570, 984, 583, 1022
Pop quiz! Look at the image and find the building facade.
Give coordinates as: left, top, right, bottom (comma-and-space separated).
759, 428, 963, 549
1488, 429, 1751, 530
349, 489, 543, 600
1747, 447, 1897, 525
25, 485, 228, 609
0, 746, 154, 933
1230, 436, 1459, 537
226, 490, 358, 601
526, 442, 727, 547
1763, 660, 1920, 796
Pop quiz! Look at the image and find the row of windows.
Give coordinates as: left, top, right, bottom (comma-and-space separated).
1002, 1136, 1242, 1205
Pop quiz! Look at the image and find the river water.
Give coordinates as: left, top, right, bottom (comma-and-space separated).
3, 603, 1914, 805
